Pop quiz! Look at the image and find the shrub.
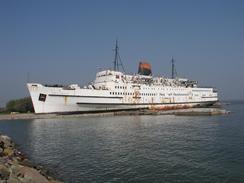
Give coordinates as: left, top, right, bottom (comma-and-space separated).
5, 97, 34, 113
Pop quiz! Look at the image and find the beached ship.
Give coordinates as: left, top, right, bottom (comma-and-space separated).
27, 42, 218, 114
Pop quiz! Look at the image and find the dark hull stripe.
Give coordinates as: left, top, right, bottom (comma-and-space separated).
49, 94, 123, 99
201, 96, 218, 98
76, 101, 217, 105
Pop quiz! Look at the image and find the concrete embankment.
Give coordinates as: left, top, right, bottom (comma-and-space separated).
115, 108, 230, 116
152, 108, 230, 116
0, 134, 63, 183
0, 112, 115, 121
0, 108, 229, 121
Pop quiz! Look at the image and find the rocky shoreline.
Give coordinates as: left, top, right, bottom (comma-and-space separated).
0, 134, 63, 183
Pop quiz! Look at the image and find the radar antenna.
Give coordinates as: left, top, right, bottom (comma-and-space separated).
113, 39, 125, 72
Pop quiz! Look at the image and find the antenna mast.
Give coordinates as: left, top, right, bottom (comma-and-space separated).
171, 57, 177, 79
113, 39, 119, 71
113, 39, 125, 72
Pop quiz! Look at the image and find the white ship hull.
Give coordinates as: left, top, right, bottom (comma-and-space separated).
27, 81, 218, 114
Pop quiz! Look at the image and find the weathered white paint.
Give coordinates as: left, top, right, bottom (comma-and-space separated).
27, 70, 218, 113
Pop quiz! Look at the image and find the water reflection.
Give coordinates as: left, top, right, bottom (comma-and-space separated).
0, 105, 243, 182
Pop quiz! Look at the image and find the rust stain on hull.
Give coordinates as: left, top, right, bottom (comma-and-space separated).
64, 96, 68, 105
149, 104, 193, 111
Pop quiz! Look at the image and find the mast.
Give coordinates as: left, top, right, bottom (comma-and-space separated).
113, 39, 125, 72
171, 57, 176, 79
113, 39, 119, 71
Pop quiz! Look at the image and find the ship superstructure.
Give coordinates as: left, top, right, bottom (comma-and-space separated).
27, 42, 218, 114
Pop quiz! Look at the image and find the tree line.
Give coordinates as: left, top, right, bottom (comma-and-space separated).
1, 97, 34, 113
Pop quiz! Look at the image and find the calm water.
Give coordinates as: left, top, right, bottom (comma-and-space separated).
0, 103, 244, 183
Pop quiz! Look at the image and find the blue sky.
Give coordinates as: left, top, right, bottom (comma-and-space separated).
0, 0, 243, 106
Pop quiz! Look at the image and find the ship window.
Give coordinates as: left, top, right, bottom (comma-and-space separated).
39, 93, 46, 102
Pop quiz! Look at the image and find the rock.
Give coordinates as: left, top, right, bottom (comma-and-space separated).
19, 159, 33, 168
18, 166, 49, 183
0, 134, 63, 183
7, 174, 19, 183
3, 148, 14, 157
0, 136, 13, 149
9, 164, 18, 176
0, 164, 10, 180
